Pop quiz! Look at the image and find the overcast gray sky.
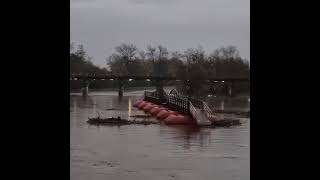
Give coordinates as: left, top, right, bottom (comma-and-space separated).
71, 0, 250, 68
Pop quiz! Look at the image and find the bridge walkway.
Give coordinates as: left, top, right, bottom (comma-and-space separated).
145, 89, 218, 126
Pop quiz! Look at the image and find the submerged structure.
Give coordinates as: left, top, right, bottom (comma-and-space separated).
134, 89, 240, 127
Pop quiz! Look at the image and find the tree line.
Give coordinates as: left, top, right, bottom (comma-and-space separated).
107, 43, 249, 78
70, 43, 109, 75
70, 43, 250, 96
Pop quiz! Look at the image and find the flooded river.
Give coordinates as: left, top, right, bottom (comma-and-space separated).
70, 89, 250, 180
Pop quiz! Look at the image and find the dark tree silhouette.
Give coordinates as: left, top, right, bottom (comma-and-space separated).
70, 42, 250, 95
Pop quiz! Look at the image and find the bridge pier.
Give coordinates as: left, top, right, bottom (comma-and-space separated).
155, 79, 166, 103
229, 86, 232, 97
118, 85, 124, 97
118, 79, 124, 97
229, 81, 234, 97
82, 80, 90, 97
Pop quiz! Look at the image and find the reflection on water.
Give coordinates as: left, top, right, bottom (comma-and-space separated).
221, 99, 225, 110
128, 98, 132, 117
204, 96, 250, 112
162, 125, 212, 150
70, 90, 250, 180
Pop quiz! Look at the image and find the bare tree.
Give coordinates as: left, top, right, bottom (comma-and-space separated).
212, 45, 240, 60
138, 50, 146, 61
146, 45, 157, 63
107, 43, 138, 75
157, 45, 168, 60
107, 54, 127, 76
155, 45, 169, 76
171, 51, 182, 60
70, 43, 74, 54
184, 46, 205, 64
114, 43, 138, 66
73, 44, 93, 62
75, 44, 86, 60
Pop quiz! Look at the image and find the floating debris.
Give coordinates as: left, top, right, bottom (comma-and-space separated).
214, 118, 241, 127
215, 109, 250, 117
129, 115, 152, 118
200, 118, 242, 128
92, 161, 119, 167
87, 116, 158, 126
106, 108, 116, 110
169, 174, 176, 178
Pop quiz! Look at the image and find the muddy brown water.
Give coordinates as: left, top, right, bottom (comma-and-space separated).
70, 89, 250, 180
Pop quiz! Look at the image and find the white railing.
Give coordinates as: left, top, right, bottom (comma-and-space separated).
202, 101, 219, 122
145, 88, 218, 125
189, 102, 198, 123
203, 101, 213, 115
188, 99, 218, 125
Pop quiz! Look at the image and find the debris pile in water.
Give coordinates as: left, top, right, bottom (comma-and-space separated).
215, 109, 250, 118
199, 118, 242, 128
87, 116, 241, 127
129, 115, 152, 118
87, 116, 158, 126
213, 118, 241, 127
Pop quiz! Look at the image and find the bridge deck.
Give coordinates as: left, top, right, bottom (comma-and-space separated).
70, 74, 250, 81
144, 89, 216, 126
